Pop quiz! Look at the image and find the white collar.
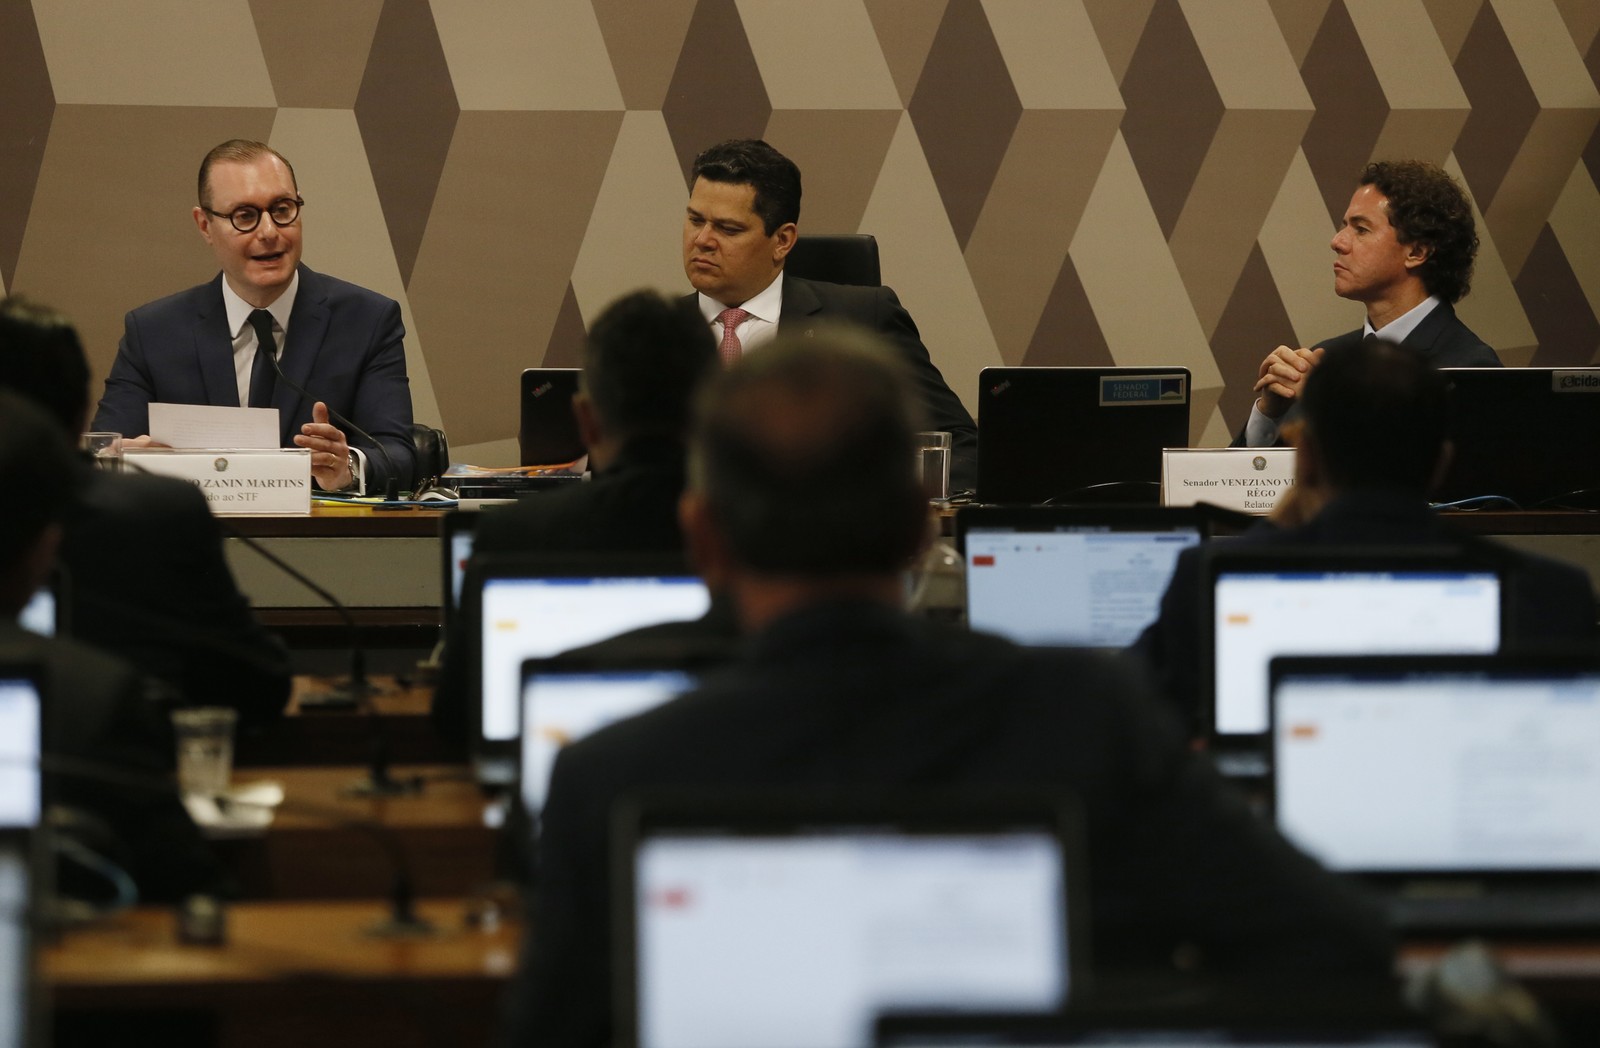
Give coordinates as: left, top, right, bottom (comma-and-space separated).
697, 269, 784, 324
222, 269, 300, 339
1364, 294, 1440, 342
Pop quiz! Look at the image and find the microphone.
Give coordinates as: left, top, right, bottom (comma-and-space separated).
257, 340, 405, 503
42, 753, 436, 938
212, 517, 422, 798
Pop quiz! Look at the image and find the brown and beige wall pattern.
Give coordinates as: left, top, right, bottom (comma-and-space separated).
2, 0, 1598, 461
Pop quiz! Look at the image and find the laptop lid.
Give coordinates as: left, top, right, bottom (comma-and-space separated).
464, 553, 712, 766
977, 367, 1190, 505
1269, 653, 1600, 877
1436, 368, 1600, 508
615, 791, 1085, 1048
0, 664, 40, 1048
957, 506, 1207, 648
519, 368, 586, 467
1203, 547, 1503, 748
439, 510, 480, 631
876, 1012, 1434, 1047
518, 656, 704, 820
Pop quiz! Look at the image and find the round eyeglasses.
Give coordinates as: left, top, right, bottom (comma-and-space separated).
203, 196, 304, 233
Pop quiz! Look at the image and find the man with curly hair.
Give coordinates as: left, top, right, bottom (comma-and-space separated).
1236, 160, 1500, 446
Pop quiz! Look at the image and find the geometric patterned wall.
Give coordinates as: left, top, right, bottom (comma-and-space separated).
3, 0, 1598, 462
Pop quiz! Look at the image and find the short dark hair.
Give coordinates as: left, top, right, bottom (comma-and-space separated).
690, 327, 928, 576
690, 139, 802, 236
1359, 160, 1478, 304
582, 290, 717, 439
198, 139, 297, 210
0, 391, 77, 583
1301, 336, 1448, 492
0, 295, 90, 438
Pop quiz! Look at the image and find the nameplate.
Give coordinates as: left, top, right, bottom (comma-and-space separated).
124, 448, 312, 515
1161, 448, 1296, 514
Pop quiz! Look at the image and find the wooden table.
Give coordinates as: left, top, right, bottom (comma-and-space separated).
214, 765, 498, 900
237, 676, 459, 767
45, 898, 519, 1048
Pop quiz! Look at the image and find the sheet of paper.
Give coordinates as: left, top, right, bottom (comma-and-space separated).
148, 403, 280, 449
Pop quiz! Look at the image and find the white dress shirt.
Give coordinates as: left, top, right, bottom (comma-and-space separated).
697, 271, 784, 356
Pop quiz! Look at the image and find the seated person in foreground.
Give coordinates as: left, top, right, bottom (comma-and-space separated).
0, 296, 290, 727
0, 393, 225, 902
432, 289, 719, 740
498, 328, 1394, 1048
1138, 337, 1595, 730
1237, 160, 1499, 447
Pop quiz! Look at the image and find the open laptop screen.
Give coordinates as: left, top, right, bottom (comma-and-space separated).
959, 507, 1203, 648
1207, 552, 1501, 738
1271, 656, 1600, 874
476, 564, 711, 742
440, 511, 478, 628
620, 796, 1081, 1048
0, 675, 41, 829
520, 664, 699, 816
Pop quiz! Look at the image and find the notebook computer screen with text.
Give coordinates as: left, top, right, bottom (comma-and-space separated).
617, 795, 1082, 1048
1271, 655, 1600, 875
470, 556, 711, 746
519, 662, 700, 817
958, 507, 1205, 648
1206, 550, 1502, 741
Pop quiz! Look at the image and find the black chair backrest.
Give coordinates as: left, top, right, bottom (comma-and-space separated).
784, 234, 880, 287
410, 423, 450, 487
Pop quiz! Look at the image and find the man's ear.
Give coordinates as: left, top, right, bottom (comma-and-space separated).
679, 490, 731, 592
1403, 239, 1432, 271
3, 524, 60, 617
193, 206, 214, 243
771, 222, 798, 264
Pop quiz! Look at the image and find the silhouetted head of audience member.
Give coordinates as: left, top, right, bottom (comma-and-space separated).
682, 327, 929, 621
1298, 336, 1450, 496
575, 290, 717, 469
0, 295, 91, 438
0, 391, 77, 617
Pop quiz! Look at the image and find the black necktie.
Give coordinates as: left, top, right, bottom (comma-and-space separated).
246, 309, 277, 409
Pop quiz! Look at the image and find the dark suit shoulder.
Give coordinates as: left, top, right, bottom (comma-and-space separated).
125, 277, 223, 324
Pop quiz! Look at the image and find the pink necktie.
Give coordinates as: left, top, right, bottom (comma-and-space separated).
717, 307, 750, 367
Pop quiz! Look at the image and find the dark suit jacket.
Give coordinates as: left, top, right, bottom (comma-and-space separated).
500, 601, 1393, 1048
0, 622, 226, 902
92, 265, 416, 490
431, 436, 694, 742
1129, 491, 1598, 730
697, 275, 980, 492
61, 460, 291, 729
1232, 302, 1500, 447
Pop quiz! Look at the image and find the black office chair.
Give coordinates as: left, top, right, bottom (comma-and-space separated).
784, 234, 881, 287
410, 422, 450, 490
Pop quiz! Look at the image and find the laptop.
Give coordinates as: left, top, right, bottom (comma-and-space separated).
439, 510, 480, 631
615, 791, 1085, 1048
876, 1013, 1434, 1047
977, 367, 1190, 505
464, 554, 712, 782
1436, 367, 1600, 508
520, 367, 586, 466
518, 656, 706, 822
957, 506, 1207, 648
0, 664, 40, 1048
1270, 653, 1600, 934
1203, 547, 1503, 775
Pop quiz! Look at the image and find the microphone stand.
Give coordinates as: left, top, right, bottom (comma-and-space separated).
214, 519, 421, 798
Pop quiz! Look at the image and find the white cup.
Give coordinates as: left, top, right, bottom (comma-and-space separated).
80, 431, 123, 472
172, 707, 237, 799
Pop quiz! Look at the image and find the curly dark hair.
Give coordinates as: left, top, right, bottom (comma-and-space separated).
1358, 160, 1478, 304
